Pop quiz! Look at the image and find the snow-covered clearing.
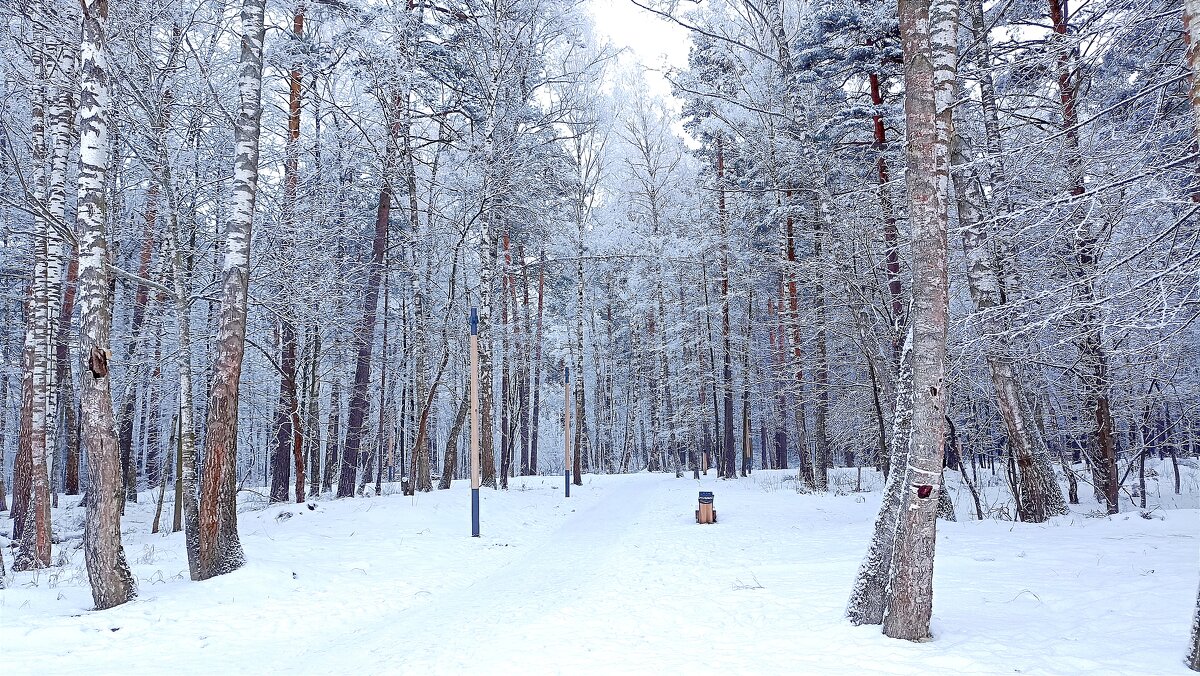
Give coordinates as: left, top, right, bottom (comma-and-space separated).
3, 463, 1198, 675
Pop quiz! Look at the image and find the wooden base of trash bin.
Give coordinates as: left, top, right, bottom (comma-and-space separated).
696, 491, 716, 524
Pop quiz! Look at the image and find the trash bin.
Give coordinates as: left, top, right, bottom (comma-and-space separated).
696, 491, 717, 524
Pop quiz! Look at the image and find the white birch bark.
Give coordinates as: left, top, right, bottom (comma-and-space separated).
847, 326, 912, 626
880, 0, 958, 641
15, 14, 57, 572
77, 0, 137, 609
1182, 2, 1200, 668
43, 34, 77, 498
198, 0, 266, 578
951, 136, 1068, 521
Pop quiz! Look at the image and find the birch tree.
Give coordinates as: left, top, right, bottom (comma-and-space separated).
77, 0, 137, 609
197, 0, 267, 579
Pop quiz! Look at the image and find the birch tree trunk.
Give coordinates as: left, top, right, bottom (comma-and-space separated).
881, 0, 957, 641
478, 220, 498, 488
438, 388, 470, 489
529, 252, 545, 474
1182, 3, 1200, 667
45, 34, 77, 506
166, 209, 200, 579
78, 0, 137, 608
846, 327, 912, 626
1189, 579, 1200, 671
198, 0, 266, 578
571, 246, 587, 485
13, 335, 34, 545
950, 136, 1067, 522
15, 28, 58, 572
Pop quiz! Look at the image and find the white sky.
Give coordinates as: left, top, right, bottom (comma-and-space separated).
586, 0, 691, 103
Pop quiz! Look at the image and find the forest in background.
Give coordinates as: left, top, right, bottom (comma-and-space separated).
1, 0, 1198, 654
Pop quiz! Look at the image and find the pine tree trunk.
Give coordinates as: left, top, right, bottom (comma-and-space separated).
499, 233, 512, 488
1189, 0, 1200, 145
270, 318, 298, 503
198, 0, 266, 578
0, 370, 8, 512
56, 256, 80, 495
741, 293, 753, 477
1048, 0, 1118, 515
339, 94, 397, 498
869, 72, 905, 359
78, 0, 137, 607
164, 162, 199, 576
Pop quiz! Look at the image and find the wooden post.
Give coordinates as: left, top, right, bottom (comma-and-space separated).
564, 366, 571, 498
470, 308, 480, 537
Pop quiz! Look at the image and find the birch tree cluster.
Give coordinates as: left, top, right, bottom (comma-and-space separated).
0, 0, 1198, 640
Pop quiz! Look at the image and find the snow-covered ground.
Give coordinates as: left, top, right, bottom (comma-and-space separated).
2, 461, 1198, 675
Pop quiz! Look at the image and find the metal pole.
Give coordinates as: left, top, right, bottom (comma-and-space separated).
564, 366, 571, 498
470, 308, 480, 537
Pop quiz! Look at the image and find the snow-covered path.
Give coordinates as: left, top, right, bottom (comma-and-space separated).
3, 467, 1198, 674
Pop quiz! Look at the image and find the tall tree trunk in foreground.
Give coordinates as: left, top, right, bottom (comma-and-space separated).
198, 0, 266, 578
78, 0, 137, 608
880, 0, 957, 641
